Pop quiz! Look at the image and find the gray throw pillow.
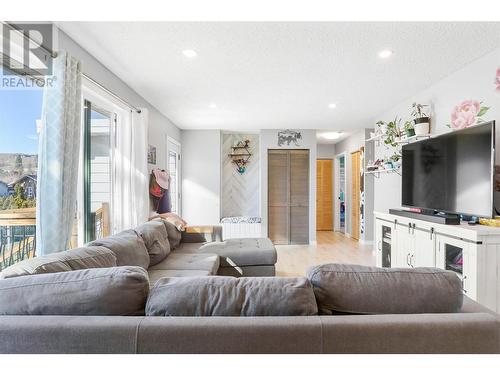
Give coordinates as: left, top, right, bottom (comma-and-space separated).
0, 266, 149, 316
0, 246, 116, 279
89, 229, 150, 269
146, 276, 318, 316
307, 263, 463, 315
135, 221, 170, 266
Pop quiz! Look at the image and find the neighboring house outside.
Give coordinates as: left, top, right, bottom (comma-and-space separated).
7, 175, 37, 199
0, 181, 8, 197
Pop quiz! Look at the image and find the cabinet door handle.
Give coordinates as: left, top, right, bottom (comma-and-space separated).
406, 253, 411, 266
410, 254, 414, 268
377, 240, 382, 252
412, 223, 416, 235
430, 227, 434, 240
408, 223, 411, 234
462, 275, 468, 293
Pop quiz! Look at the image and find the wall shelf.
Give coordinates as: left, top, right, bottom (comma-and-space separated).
395, 135, 431, 144
365, 167, 401, 178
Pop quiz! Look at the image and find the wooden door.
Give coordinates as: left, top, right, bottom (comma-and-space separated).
316, 159, 333, 231
268, 150, 289, 244
351, 151, 361, 240
289, 150, 309, 244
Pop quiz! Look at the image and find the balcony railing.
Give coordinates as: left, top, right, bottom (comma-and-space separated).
0, 207, 36, 271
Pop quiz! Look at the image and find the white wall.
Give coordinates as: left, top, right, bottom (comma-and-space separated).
260, 130, 317, 243
373, 46, 500, 216
317, 143, 336, 159
58, 29, 181, 176
181, 130, 221, 225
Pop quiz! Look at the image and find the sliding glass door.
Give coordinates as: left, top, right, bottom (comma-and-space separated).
83, 100, 114, 242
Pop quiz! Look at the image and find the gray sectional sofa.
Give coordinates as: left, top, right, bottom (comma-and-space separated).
0, 219, 499, 354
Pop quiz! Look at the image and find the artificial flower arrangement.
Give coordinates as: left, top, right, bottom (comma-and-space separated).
449, 100, 490, 129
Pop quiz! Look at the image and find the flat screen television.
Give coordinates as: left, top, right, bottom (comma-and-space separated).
402, 121, 495, 218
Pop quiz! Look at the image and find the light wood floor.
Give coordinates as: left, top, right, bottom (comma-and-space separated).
275, 231, 376, 277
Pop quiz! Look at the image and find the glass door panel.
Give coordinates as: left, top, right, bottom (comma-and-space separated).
84, 100, 113, 242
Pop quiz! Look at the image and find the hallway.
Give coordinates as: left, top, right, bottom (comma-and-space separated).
275, 231, 376, 277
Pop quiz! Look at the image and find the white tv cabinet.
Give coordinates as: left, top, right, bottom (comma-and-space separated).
374, 211, 500, 313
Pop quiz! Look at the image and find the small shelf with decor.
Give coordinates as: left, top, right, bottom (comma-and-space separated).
395, 134, 431, 144
365, 166, 401, 178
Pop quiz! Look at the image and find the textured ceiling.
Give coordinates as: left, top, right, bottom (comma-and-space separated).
58, 22, 500, 132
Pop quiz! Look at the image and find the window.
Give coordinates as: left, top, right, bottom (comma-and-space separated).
0, 69, 42, 270
167, 138, 181, 214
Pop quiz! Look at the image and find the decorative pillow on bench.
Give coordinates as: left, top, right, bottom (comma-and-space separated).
307, 263, 463, 315
0, 246, 116, 279
146, 276, 318, 316
0, 266, 149, 316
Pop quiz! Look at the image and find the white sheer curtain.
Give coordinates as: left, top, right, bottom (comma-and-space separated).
112, 108, 149, 232
36, 52, 82, 255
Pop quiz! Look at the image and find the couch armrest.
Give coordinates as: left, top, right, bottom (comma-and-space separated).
181, 225, 223, 243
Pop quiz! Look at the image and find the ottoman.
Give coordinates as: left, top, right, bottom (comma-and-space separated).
197, 238, 277, 277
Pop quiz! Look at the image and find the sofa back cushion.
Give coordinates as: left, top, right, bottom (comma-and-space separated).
89, 229, 150, 269
146, 276, 318, 316
0, 266, 149, 316
307, 263, 463, 315
156, 219, 182, 249
0, 246, 116, 279
135, 221, 170, 266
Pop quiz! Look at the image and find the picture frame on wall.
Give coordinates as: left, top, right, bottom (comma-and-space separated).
148, 144, 157, 165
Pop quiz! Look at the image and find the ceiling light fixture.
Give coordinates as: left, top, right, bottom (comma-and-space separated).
209, 103, 217, 109
328, 103, 337, 109
321, 132, 343, 140
378, 49, 393, 59
182, 49, 197, 58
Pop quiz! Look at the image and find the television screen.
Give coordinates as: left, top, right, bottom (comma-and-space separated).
402, 121, 494, 218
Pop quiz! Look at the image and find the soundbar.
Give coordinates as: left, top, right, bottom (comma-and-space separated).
388, 209, 461, 225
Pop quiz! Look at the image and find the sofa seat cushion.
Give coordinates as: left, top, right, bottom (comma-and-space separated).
0, 246, 116, 279
89, 229, 150, 269
0, 266, 149, 316
146, 276, 318, 316
307, 263, 464, 315
175, 242, 204, 253
198, 238, 277, 267
135, 221, 170, 266
148, 253, 220, 275
147, 269, 211, 287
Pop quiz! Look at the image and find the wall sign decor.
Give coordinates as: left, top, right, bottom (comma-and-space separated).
277, 129, 302, 147
448, 100, 490, 129
228, 139, 252, 174
147, 145, 157, 164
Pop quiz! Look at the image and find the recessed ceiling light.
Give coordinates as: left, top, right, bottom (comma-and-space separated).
328, 103, 337, 109
209, 103, 217, 109
322, 132, 343, 140
378, 49, 393, 59
182, 49, 197, 58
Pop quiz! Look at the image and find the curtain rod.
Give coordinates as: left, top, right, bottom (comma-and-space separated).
83, 74, 141, 114
2, 22, 142, 114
